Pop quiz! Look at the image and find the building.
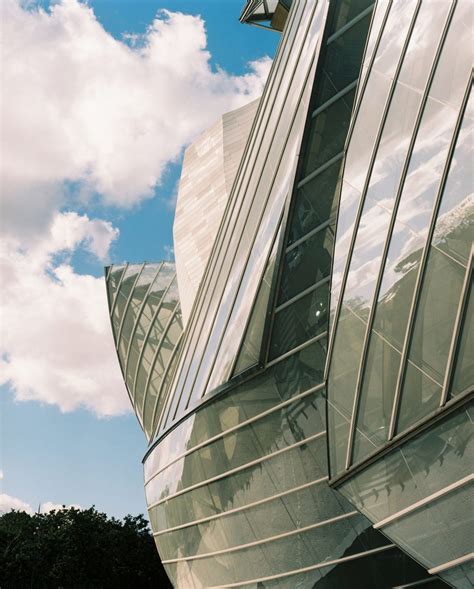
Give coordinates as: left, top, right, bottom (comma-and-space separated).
105, 1, 473, 587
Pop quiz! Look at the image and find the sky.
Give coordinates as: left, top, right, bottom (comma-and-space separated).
0, 0, 278, 519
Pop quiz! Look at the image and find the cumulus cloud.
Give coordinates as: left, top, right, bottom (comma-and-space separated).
0, 0, 271, 418
40, 501, 82, 513
0, 493, 34, 514
2, 0, 270, 243
0, 493, 81, 514
0, 212, 128, 416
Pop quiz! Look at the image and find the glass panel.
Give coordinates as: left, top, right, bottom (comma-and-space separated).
160, 517, 384, 588
441, 560, 474, 589
110, 264, 142, 342
397, 248, 464, 433
352, 333, 401, 463
234, 229, 281, 375
433, 90, 473, 268
327, 304, 366, 474
396, 0, 452, 94
327, 0, 373, 36
352, 90, 460, 463
313, 12, 372, 108
371, 0, 418, 80
340, 401, 474, 523
106, 264, 126, 309
289, 157, 342, 245
269, 282, 328, 360
384, 483, 474, 569
451, 275, 473, 397
278, 224, 334, 304
145, 388, 326, 506
157, 468, 352, 560
300, 89, 356, 179
149, 435, 328, 531
428, 0, 473, 112
145, 338, 327, 479
244, 548, 446, 589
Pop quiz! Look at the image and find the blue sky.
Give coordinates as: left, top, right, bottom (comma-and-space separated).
0, 0, 278, 518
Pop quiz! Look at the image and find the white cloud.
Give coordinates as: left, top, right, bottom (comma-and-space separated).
0, 0, 271, 419
0, 212, 128, 417
0, 494, 81, 514
2, 0, 270, 243
0, 470, 3, 480
40, 501, 82, 513
0, 493, 34, 514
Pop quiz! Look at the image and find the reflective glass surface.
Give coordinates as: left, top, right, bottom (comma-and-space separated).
384, 483, 474, 570
450, 274, 473, 397
269, 283, 328, 360
340, 401, 473, 523
277, 224, 334, 304
301, 88, 356, 179
289, 157, 342, 245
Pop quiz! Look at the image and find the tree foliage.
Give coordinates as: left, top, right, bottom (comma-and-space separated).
0, 506, 172, 588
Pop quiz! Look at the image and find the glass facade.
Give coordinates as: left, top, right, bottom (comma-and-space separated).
105, 0, 471, 587
105, 262, 183, 440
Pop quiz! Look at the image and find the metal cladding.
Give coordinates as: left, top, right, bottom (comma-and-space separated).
105, 0, 472, 587
174, 99, 259, 324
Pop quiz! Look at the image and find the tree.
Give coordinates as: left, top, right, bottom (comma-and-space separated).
0, 506, 172, 588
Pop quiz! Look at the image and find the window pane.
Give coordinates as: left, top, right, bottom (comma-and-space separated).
278, 225, 334, 304
397, 248, 464, 433
289, 157, 342, 245
450, 275, 473, 397
269, 282, 329, 360
313, 12, 372, 107
300, 89, 356, 179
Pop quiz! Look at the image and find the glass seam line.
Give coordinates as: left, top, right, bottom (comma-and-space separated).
145, 381, 326, 486
387, 71, 473, 440
149, 330, 184, 439
275, 275, 331, 313
373, 473, 473, 529
162, 0, 310, 428
428, 552, 474, 575
326, 3, 374, 45
285, 218, 334, 254
109, 262, 129, 320
140, 302, 181, 419
160, 510, 358, 564
344, 0, 457, 470
124, 262, 164, 379
115, 262, 146, 350
266, 330, 327, 368
325, 0, 421, 391
147, 430, 326, 509
297, 150, 344, 189
182, 0, 323, 415
152, 476, 329, 537
207, 544, 396, 589
441, 245, 474, 404
131, 273, 177, 396
311, 79, 357, 119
